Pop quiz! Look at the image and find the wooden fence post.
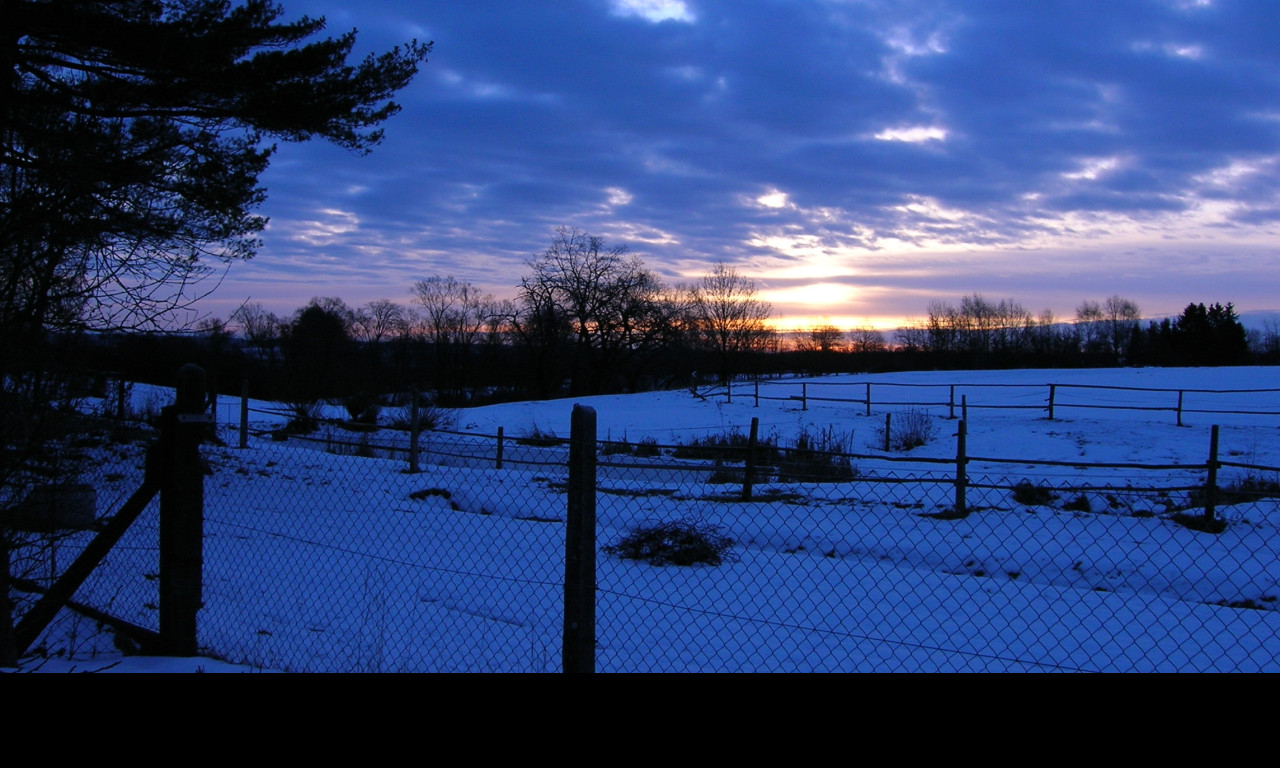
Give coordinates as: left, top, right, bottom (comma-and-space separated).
883, 413, 892, 452
949, 385, 956, 420
962, 395, 969, 423
954, 420, 968, 518
1047, 384, 1056, 420
802, 383, 808, 411
564, 405, 597, 674
239, 379, 249, 449
754, 379, 759, 408
115, 376, 127, 420
159, 364, 206, 656
408, 389, 421, 474
1, 535, 14, 667
726, 380, 732, 404
865, 382, 872, 417
1177, 391, 1185, 427
496, 426, 505, 470
743, 417, 759, 500
1203, 424, 1220, 524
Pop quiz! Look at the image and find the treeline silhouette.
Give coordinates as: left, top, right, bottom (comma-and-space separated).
65, 229, 1278, 407
74, 294, 1276, 411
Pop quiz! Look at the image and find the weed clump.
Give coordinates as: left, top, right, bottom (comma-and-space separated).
602, 517, 736, 566
1012, 480, 1055, 506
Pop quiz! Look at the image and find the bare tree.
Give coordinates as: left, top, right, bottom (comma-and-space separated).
231, 301, 282, 363
351, 299, 407, 344
516, 226, 682, 395
1102, 295, 1142, 361
795, 323, 847, 354
688, 263, 773, 384
849, 326, 887, 354
411, 276, 500, 399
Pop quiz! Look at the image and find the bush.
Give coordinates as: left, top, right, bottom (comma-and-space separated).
388, 400, 456, 432
516, 423, 560, 447
342, 392, 381, 425
1012, 480, 1055, 506
875, 407, 936, 451
777, 426, 856, 483
284, 400, 323, 434
671, 430, 780, 462
602, 517, 736, 566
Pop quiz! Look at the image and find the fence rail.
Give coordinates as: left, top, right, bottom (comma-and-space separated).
728, 378, 1280, 425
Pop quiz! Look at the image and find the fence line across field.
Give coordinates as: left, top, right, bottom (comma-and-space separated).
727, 378, 1280, 424
215, 394, 1272, 528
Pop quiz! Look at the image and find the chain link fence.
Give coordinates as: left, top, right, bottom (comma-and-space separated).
8, 403, 1280, 671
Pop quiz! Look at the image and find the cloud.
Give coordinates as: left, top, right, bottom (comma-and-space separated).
211, 0, 1280, 327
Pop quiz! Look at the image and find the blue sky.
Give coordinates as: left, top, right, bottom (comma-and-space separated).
203, 0, 1280, 329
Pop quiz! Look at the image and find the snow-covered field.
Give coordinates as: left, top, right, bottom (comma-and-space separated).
9, 366, 1280, 672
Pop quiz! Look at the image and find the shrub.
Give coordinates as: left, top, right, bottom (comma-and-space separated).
634, 437, 661, 457
343, 392, 380, 424
874, 407, 936, 451
1012, 480, 1055, 506
602, 517, 736, 566
388, 398, 456, 432
777, 426, 856, 483
516, 423, 560, 447
671, 430, 780, 462
284, 400, 323, 434
1062, 494, 1092, 512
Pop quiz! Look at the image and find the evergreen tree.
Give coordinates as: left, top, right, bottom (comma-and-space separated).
2, 0, 431, 336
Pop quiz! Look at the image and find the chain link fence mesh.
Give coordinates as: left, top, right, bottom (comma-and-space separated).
8, 403, 1280, 671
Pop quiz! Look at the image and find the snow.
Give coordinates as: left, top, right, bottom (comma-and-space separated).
7, 366, 1280, 672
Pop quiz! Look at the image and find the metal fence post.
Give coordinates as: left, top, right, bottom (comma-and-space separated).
954, 420, 968, 517
160, 364, 206, 656
564, 405, 597, 673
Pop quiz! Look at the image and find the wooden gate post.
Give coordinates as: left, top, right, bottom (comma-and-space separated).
564, 405, 597, 673
159, 364, 207, 656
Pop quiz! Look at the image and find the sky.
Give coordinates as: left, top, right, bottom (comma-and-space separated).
12, 365, 1280, 672
198, 0, 1280, 331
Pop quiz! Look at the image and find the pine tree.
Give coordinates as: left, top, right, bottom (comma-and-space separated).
2, 0, 431, 335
